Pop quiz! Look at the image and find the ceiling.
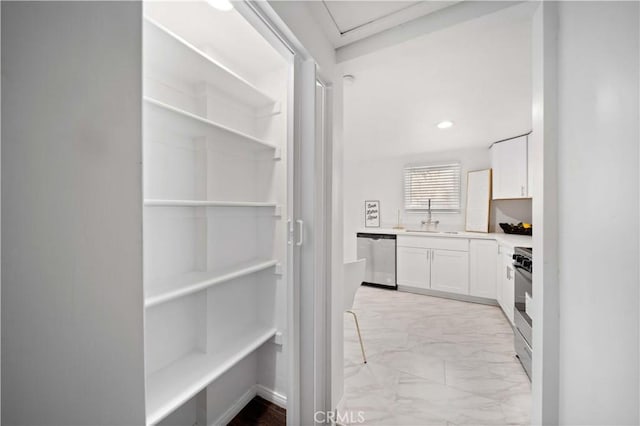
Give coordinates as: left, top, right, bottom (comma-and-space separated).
342, 4, 533, 161
309, 1, 461, 47
324, 1, 420, 33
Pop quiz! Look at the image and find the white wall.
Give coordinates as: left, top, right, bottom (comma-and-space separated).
556, 2, 639, 424
344, 148, 490, 259
1, 3, 146, 425
343, 148, 535, 260
341, 7, 532, 161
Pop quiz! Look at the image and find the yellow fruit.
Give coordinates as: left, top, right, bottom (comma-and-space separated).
523, 223, 532, 229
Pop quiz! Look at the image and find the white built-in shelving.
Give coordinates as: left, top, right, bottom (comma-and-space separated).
144, 97, 279, 157
144, 17, 279, 112
142, 1, 290, 424
145, 326, 277, 426
144, 259, 278, 308
144, 199, 278, 208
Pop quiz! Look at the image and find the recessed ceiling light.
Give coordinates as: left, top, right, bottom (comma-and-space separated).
207, 0, 234, 11
343, 74, 356, 85
437, 121, 454, 129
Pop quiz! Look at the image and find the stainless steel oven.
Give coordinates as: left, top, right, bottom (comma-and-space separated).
513, 246, 532, 379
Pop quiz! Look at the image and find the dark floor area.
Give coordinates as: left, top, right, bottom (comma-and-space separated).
228, 396, 286, 426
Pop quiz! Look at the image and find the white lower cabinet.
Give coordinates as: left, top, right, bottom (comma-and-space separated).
397, 246, 430, 288
396, 236, 521, 323
498, 246, 515, 324
496, 253, 504, 307
430, 250, 469, 294
396, 236, 469, 296
469, 239, 498, 298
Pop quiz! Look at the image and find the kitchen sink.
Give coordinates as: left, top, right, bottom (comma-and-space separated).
406, 229, 459, 234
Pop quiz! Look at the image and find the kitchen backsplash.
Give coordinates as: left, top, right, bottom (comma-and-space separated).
374, 198, 532, 233
490, 199, 532, 232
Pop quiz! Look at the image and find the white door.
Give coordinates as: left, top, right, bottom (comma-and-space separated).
469, 239, 498, 298
397, 246, 430, 289
492, 136, 528, 199
430, 249, 469, 295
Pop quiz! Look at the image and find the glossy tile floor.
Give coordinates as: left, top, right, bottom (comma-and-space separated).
339, 286, 531, 425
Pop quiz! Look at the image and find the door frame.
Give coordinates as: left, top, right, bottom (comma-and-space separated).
238, 2, 332, 424
530, 1, 560, 424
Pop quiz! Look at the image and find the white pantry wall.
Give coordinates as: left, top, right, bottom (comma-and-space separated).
556, 2, 639, 424
2, 2, 146, 425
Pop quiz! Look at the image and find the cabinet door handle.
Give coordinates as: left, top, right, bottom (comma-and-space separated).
521, 186, 525, 196
506, 266, 511, 280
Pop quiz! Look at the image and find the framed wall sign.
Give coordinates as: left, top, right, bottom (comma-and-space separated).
365, 200, 380, 228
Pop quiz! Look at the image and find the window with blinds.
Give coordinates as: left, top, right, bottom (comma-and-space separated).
404, 163, 461, 211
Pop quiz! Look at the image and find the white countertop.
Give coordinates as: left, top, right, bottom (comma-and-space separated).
357, 228, 532, 249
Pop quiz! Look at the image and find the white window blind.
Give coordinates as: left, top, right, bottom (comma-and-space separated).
404, 163, 461, 211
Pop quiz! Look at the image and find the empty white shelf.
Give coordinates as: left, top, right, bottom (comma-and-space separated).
145, 259, 278, 308
144, 97, 278, 154
144, 17, 278, 110
144, 199, 278, 208
145, 325, 277, 426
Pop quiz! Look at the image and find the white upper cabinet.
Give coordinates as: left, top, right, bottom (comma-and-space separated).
490, 135, 530, 199
469, 239, 498, 299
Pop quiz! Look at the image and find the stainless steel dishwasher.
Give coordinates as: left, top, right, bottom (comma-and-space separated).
356, 233, 397, 289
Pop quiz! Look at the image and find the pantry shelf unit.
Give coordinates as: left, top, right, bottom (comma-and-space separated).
143, 1, 291, 424
145, 259, 279, 308
144, 97, 279, 156
143, 17, 279, 111
144, 199, 278, 208
145, 326, 278, 426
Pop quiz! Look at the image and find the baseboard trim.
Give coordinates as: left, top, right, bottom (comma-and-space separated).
397, 285, 498, 306
210, 386, 257, 426
255, 384, 287, 409
209, 385, 286, 425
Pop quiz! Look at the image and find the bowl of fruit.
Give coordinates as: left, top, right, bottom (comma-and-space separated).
499, 222, 532, 235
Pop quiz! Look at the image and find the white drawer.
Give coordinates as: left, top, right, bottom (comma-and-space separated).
397, 235, 469, 252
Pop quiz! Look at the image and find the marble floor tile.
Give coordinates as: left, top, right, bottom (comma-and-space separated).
341, 286, 531, 426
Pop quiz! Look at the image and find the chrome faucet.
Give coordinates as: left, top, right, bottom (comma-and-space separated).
420, 199, 440, 228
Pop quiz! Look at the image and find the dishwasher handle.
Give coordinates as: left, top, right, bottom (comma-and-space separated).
357, 233, 396, 240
